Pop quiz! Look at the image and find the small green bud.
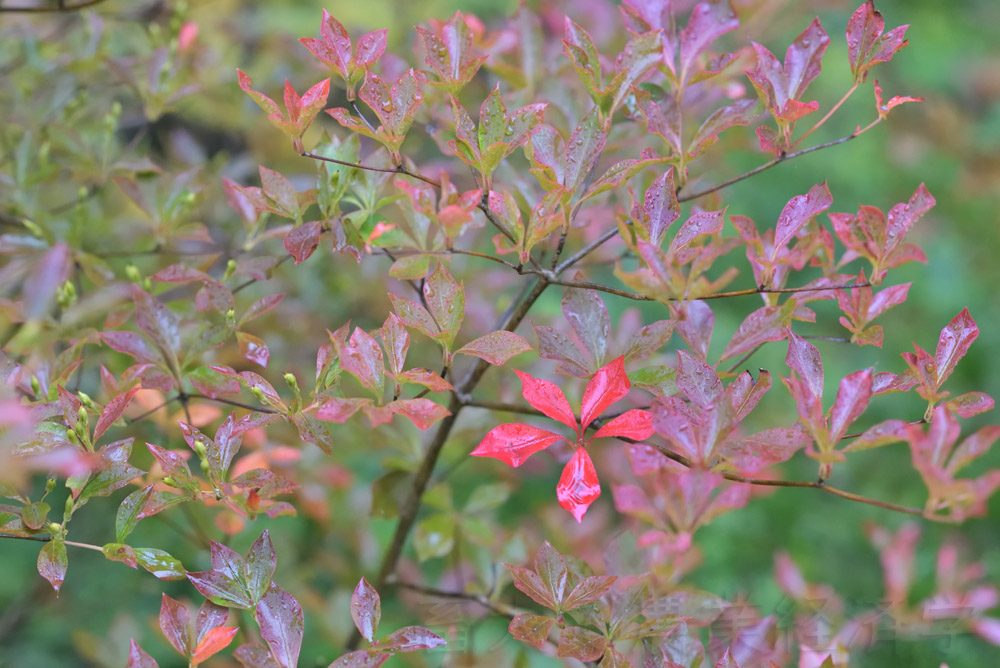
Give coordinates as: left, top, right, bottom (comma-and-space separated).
283, 373, 299, 392
193, 440, 207, 458
77, 406, 88, 425
225, 308, 236, 328
45, 477, 56, 494
250, 386, 266, 402
162, 476, 176, 487
125, 264, 142, 284
223, 259, 237, 281
142, 277, 152, 292
30, 375, 41, 397
21, 219, 44, 237
77, 391, 94, 409
66, 428, 80, 445
64, 496, 74, 515
48, 522, 62, 534
200, 458, 211, 475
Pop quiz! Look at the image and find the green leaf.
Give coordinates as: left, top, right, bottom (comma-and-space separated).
116, 486, 154, 543
135, 547, 186, 580
21, 501, 49, 530
38, 537, 68, 593
102, 542, 138, 568
424, 263, 464, 348
414, 512, 455, 561
464, 482, 511, 514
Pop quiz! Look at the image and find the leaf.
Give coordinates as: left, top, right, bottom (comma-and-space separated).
471, 423, 565, 467
456, 331, 531, 366
159, 594, 192, 657
38, 537, 68, 593
785, 330, 824, 398
828, 368, 873, 442
507, 564, 557, 609
934, 308, 978, 389
94, 387, 139, 442
558, 625, 607, 662
191, 626, 238, 666
245, 530, 277, 603
534, 541, 569, 605
379, 626, 446, 652
234, 642, 284, 668
564, 106, 607, 193
581, 356, 630, 430
564, 575, 617, 610
508, 614, 555, 649
688, 98, 759, 158
21, 501, 49, 530
126, 640, 160, 668
116, 486, 154, 543
679, 0, 738, 86
341, 327, 385, 400
79, 439, 143, 501
557, 448, 601, 523
237, 332, 270, 368
414, 512, 455, 560
135, 548, 186, 580
381, 314, 409, 377
283, 221, 323, 264
847, 1, 909, 83
316, 397, 370, 423
516, 370, 577, 430
773, 182, 833, 259
131, 286, 180, 359
351, 577, 381, 642
255, 583, 303, 668
720, 302, 794, 361
423, 263, 464, 347
592, 409, 654, 441
675, 351, 722, 409
563, 281, 611, 365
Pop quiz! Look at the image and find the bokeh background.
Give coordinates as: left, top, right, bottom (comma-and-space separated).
1, 0, 998, 666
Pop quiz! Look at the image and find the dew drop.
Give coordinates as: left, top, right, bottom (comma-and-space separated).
505, 124, 514, 135
381, 100, 393, 111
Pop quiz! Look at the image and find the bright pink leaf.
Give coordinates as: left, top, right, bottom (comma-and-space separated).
592, 409, 653, 441
580, 356, 630, 430
515, 370, 577, 431
556, 448, 601, 523
351, 577, 380, 643
471, 423, 565, 468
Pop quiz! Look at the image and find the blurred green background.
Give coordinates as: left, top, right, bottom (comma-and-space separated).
1, 0, 998, 666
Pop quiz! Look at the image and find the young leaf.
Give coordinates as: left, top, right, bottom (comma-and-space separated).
580, 356, 630, 429
254, 582, 304, 668
508, 614, 555, 649
471, 424, 565, 468
126, 640, 160, 668
38, 537, 68, 593
847, 1, 909, 83
378, 626, 446, 652
557, 447, 601, 523
351, 577, 381, 642
456, 331, 532, 366
515, 370, 578, 431
245, 530, 277, 603
592, 409, 654, 441
159, 594, 192, 657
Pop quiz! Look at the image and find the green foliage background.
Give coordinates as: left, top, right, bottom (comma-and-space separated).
1, 1, 998, 666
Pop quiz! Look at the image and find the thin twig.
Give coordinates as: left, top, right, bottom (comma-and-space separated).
391, 581, 519, 618
189, 393, 280, 415
678, 120, 882, 203
0, 0, 105, 12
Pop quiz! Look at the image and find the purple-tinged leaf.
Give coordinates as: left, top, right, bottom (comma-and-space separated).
563, 281, 611, 366
38, 537, 68, 593
159, 594, 192, 657
565, 107, 607, 193
283, 221, 323, 264
456, 331, 531, 366
843, 419, 906, 452
386, 398, 451, 430
93, 387, 139, 443
534, 325, 593, 377
255, 582, 303, 668
679, 0, 738, 86
351, 577, 381, 642
245, 530, 277, 603
379, 626, 446, 652
100, 331, 161, 365
131, 286, 180, 358
934, 308, 978, 388
80, 438, 143, 501
785, 330, 824, 398
641, 169, 680, 248
947, 391, 994, 418
773, 183, 833, 259
558, 625, 607, 662
720, 302, 794, 361
508, 614, 555, 649
688, 98, 759, 157
187, 568, 253, 609
381, 314, 409, 378
828, 368, 873, 442
241, 293, 285, 326
126, 639, 160, 668
534, 541, 569, 606
623, 320, 674, 362
728, 370, 772, 423
341, 327, 385, 400
389, 294, 438, 340
24, 243, 71, 320
676, 351, 722, 409
847, 1, 909, 83
316, 397, 370, 423
325, 650, 386, 668
674, 300, 714, 360
188, 366, 241, 399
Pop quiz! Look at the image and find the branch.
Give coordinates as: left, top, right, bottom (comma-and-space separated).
538, 277, 870, 303
0, 0, 105, 12
302, 152, 441, 188
188, 393, 280, 415
391, 581, 520, 619
677, 120, 883, 203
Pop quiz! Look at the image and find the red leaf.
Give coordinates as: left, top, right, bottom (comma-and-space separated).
847, 1, 909, 83
341, 327, 385, 400
675, 351, 722, 409
564, 575, 617, 610
678, 0, 738, 85
581, 356, 630, 430
774, 182, 833, 258
388, 398, 451, 430
592, 409, 653, 441
471, 423, 565, 468
557, 448, 601, 523
191, 626, 238, 666
381, 314, 409, 377
94, 387, 139, 442
457, 331, 532, 366
316, 398, 370, 423
720, 304, 792, 361
351, 577, 380, 643
254, 582, 303, 668
506, 564, 557, 609
508, 614, 555, 649
283, 221, 322, 264
515, 370, 577, 430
